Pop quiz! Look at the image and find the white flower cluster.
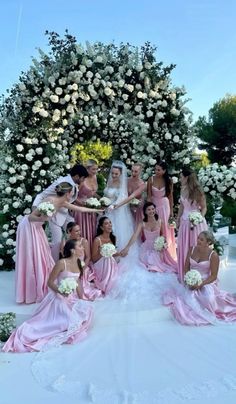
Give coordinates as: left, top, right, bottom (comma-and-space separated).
38, 201, 55, 217
58, 277, 78, 295
86, 197, 101, 208
198, 163, 236, 200
153, 236, 167, 251
184, 269, 202, 287
188, 211, 203, 229
99, 196, 112, 207
0, 312, 16, 342
100, 243, 117, 258
129, 198, 140, 206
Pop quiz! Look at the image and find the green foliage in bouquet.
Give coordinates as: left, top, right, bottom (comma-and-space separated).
0, 312, 16, 342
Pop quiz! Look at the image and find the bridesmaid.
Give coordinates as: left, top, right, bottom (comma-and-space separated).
163, 231, 236, 325
91, 216, 120, 295
73, 159, 99, 249
16, 182, 102, 304
176, 167, 208, 282
120, 202, 177, 273
147, 160, 176, 259
3, 239, 93, 353
60, 222, 102, 300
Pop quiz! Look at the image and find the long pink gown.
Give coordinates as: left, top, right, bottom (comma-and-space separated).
77, 241, 102, 301
151, 185, 177, 260
3, 264, 93, 353
177, 196, 208, 282
128, 179, 145, 225
15, 216, 55, 304
73, 182, 98, 249
163, 250, 236, 326
92, 238, 119, 295
140, 225, 177, 273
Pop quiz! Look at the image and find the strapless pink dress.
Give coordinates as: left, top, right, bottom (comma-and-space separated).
139, 227, 177, 273
15, 216, 55, 304
163, 253, 236, 326
3, 268, 93, 352
73, 183, 98, 249
92, 240, 119, 295
78, 247, 102, 301
152, 186, 177, 259
177, 197, 208, 282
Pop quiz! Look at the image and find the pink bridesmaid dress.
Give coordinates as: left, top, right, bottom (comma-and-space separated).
151, 186, 177, 260
177, 197, 208, 282
140, 225, 177, 273
92, 238, 119, 295
73, 182, 98, 249
163, 249, 236, 326
77, 241, 102, 301
3, 262, 93, 353
128, 180, 145, 225
15, 216, 55, 304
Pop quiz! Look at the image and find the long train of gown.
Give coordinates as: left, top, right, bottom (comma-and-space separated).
3, 268, 93, 353
15, 216, 55, 304
163, 253, 236, 326
177, 196, 208, 282
151, 186, 177, 259
140, 227, 177, 273
72, 182, 98, 250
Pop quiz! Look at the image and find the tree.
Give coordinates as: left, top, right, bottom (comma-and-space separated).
195, 95, 236, 165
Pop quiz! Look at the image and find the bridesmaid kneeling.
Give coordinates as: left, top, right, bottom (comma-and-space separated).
163, 231, 236, 326
3, 240, 93, 353
120, 202, 177, 273
91, 217, 120, 295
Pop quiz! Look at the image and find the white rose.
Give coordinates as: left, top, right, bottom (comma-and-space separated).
16, 187, 23, 195
6, 239, 14, 246
172, 176, 178, 184
165, 132, 172, 140
25, 194, 32, 202
16, 144, 24, 152
26, 154, 33, 161
50, 95, 59, 103
43, 157, 50, 164
64, 94, 71, 102
3, 205, 9, 213
146, 110, 153, 118
137, 91, 144, 99
40, 170, 46, 176
55, 87, 63, 95
16, 215, 23, 223
36, 147, 43, 155
173, 135, 180, 143
95, 56, 103, 63
5, 187, 12, 194
21, 164, 28, 170
0, 259, 3, 266
144, 61, 152, 69
104, 87, 112, 96
9, 177, 17, 184
2, 231, 9, 238
34, 185, 42, 192
8, 167, 16, 174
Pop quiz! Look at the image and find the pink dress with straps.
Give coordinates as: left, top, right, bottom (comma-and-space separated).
177, 196, 208, 282
73, 182, 98, 249
151, 185, 177, 260
140, 223, 177, 273
3, 261, 93, 352
163, 249, 236, 326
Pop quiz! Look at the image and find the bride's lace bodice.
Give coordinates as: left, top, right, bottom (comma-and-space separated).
104, 187, 120, 204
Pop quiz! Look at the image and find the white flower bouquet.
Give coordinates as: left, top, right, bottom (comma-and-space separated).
153, 236, 168, 251
129, 198, 140, 206
99, 196, 112, 207
184, 269, 202, 287
100, 243, 117, 258
86, 197, 101, 208
58, 277, 78, 295
188, 211, 203, 229
0, 312, 16, 342
38, 201, 55, 217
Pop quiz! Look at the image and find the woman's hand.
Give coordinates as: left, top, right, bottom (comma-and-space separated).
119, 247, 129, 257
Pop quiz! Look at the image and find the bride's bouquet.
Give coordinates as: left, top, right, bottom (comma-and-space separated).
58, 277, 78, 295
38, 202, 55, 217
99, 196, 112, 207
153, 236, 168, 251
86, 197, 101, 208
188, 211, 203, 229
184, 269, 202, 287
100, 243, 117, 258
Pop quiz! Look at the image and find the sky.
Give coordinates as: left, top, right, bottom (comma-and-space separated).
0, 0, 236, 120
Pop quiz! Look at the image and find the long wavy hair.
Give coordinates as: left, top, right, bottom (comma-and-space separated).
96, 216, 116, 246
156, 161, 172, 197
63, 239, 83, 276
143, 202, 159, 222
182, 167, 203, 203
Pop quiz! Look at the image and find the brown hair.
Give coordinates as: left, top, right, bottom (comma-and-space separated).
181, 167, 203, 203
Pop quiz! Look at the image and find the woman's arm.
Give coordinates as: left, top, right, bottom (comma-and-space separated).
76, 279, 84, 299
119, 223, 143, 256
168, 181, 174, 217
91, 238, 102, 263
82, 239, 91, 266
28, 210, 49, 223
115, 183, 146, 209
183, 248, 191, 276
176, 200, 184, 229
147, 177, 152, 201
64, 201, 103, 214
47, 260, 64, 293
199, 194, 207, 217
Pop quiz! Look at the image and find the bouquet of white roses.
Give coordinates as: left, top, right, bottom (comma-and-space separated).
38, 201, 55, 217
100, 243, 117, 258
0, 312, 16, 342
129, 198, 140, 207
188, 211, 203, 229
168, 217, 176, 228
58, 277, 78, 295
99, 196, 112, 207
153, 236, 168, 251
86, 197, 101, 208
184, 269, 202, 287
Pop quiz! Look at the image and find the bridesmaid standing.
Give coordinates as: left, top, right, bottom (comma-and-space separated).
147, 160, 177, 259
73, 159, 99, 249
176, 167, 208, 282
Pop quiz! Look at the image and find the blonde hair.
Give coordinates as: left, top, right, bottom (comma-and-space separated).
55, 182, 73, 196
86, 159, 98, 168
132, 163, 143, 170
182, 168, 203, 203
200, 231, 215, 245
